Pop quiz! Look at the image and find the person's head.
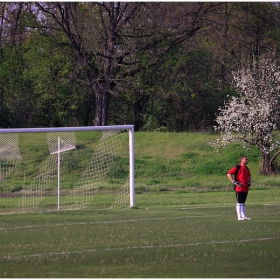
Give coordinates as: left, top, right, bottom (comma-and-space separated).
240, 156, 248, 166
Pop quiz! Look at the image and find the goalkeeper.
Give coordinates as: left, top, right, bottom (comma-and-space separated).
227, 156, 251, 220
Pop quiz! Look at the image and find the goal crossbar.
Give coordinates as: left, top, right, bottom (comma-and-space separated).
0, 125, 134, 133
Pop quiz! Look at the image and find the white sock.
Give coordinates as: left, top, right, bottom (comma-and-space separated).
240, 203, 245, 218
236, 203, 242, 219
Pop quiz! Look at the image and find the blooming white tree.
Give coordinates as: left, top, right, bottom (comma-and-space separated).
211, 59, 280, 174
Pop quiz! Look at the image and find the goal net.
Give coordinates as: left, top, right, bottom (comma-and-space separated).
0, 125, 135, 214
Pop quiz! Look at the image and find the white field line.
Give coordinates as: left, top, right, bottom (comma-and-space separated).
176, 206, 227, 210
1, 203, 279, 231
1, 236, 280, 261
177, 204, 280, 210
263, 204, 280, 206
0, 215, 222, 231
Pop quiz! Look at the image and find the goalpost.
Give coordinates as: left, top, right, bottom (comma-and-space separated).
0, 125, 135, 214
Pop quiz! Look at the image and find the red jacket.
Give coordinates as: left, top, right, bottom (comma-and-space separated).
228, 165, 251, 192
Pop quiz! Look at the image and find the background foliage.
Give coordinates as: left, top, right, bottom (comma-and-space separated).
1, 2, 280, 130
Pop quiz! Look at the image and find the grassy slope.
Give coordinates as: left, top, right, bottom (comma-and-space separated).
2, 131, 279, 194
134, 131, 280, 193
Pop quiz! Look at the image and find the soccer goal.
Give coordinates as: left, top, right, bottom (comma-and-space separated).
0, 125, 135, 214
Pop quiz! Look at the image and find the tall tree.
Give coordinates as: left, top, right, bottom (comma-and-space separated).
0, 2, 93, 127
0, 3, 34, 127
204, 2, 280, 69
36, 2, 219, 126
211, 59, 280, 175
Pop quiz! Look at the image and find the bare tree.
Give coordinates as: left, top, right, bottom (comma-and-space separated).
0, 2, 21, 46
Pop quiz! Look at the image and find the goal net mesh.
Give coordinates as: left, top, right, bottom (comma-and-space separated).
0, 128, 131, 214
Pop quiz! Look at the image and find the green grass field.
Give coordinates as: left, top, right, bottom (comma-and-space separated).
1, 189, 280, 278
1, 131, 280, 277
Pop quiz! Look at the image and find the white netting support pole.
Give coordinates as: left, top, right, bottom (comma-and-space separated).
47, 132, 76, 211
129, 127, 135, 208
57, 137, 61, 210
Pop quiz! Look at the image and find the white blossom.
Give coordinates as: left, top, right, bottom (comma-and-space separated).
210, 59, 280, 170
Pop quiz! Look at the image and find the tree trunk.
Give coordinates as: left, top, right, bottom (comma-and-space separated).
269, 150, 280, 174
260, 152, 273, 175
94, 84, 110, 126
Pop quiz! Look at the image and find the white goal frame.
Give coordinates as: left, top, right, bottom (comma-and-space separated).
0, 125, 135, 211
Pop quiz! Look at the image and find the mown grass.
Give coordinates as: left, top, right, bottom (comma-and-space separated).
1, 131, 280, 277
1, 191, 280, 277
